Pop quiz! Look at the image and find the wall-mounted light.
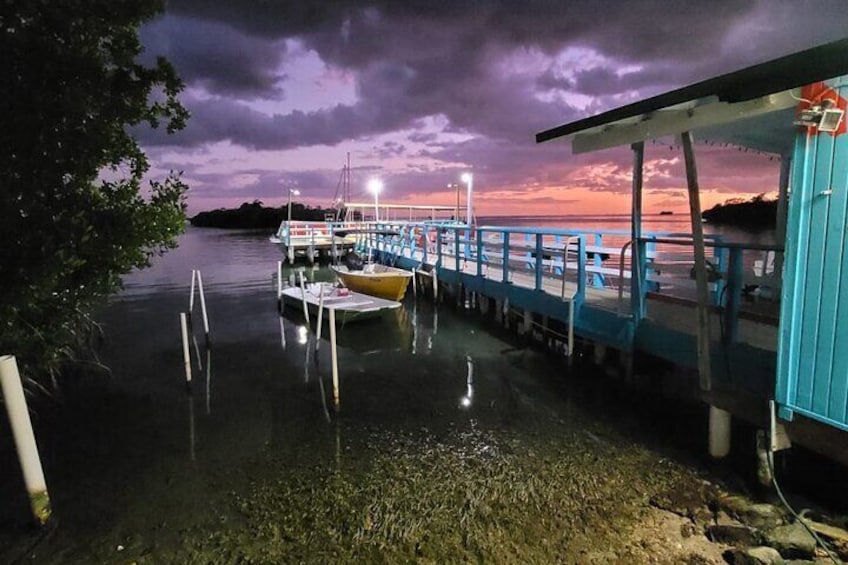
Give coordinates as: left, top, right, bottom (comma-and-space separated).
794, 98, 844, 132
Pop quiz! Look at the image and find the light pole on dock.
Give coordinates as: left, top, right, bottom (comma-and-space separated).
368, 178, 383, 222
287, 188, 301, 223
462, 172, 473, 225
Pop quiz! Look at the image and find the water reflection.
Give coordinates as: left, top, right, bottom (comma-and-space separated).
205, 347, 212, 416
460, 355, 474, 409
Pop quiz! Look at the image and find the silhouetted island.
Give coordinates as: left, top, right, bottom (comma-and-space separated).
190, 200, 341, 229
701, 194, 777, 230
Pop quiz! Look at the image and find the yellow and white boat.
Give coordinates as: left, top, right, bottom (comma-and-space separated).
331, 263, 413, 301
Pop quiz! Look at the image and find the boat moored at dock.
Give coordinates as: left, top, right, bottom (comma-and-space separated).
331, 263, 413, 301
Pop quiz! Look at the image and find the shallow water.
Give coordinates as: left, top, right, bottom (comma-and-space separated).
0, 226, 778, 562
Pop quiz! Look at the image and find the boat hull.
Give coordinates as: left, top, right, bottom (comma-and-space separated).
332, 265, 413, 301
280, 283, 401, 323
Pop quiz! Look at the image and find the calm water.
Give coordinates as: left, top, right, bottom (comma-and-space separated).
0, 219, 782, 562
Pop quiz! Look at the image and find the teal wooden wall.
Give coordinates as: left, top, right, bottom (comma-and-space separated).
777, 76, 848, 431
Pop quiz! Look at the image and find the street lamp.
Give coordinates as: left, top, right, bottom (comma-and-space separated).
287, 187, 301, 223
461, 172, 473, 225
448, 183, 459, 221
367, 179, 383, 222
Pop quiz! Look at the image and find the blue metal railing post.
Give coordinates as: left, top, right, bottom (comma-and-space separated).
422, 225, 428, 265
535, 233, 544, 291
502, 231, 510, 283
455, 227, 461, 272
724, 247, 743, 343
631, 238, 647, 320
436, 227, 443, 268
476, 229, 484, 277
577, 236, 586, 300
593, 233, 604, 288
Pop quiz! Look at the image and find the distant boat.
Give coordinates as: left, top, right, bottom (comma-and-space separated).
659, 211, 674, 215
331, 264, 413, 301
281, 282, 401, 323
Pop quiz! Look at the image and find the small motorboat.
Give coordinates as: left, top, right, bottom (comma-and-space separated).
280, 282, 401, 324
331, 262, 413, 301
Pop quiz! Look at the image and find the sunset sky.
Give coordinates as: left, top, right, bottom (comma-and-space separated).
136, 1, 848, 216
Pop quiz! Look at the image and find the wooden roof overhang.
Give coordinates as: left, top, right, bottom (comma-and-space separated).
535, 38, 848, 155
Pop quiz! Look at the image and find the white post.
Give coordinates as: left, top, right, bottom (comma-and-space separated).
196, 271, 210, 341
276, 260, 283, 309
205, 348, 212, 416
412, 268, 417, 297
189, 270, 197, 313
432, 269, 438, 302
299, 271, 311, 328
0, 356, 51, 525
316, 283, 325, 351
329, 308, 340, 409
180, 313, 192, 383
708, 405, 732, 458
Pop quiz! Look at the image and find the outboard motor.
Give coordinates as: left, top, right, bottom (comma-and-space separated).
343, 251, 364, 271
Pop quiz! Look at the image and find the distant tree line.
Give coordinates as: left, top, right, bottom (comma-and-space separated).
190, 200, 347, 229
701, 194, 777, 229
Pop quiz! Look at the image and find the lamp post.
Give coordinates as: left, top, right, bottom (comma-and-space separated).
461, 172, 473, 225
367, 179, 383, 222
287, 188, 301, 223
448, 183, 459, 221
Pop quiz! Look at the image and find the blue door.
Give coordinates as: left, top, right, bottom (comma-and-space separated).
777, 77, 848, 431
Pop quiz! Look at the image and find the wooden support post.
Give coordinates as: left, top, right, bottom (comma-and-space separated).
774, 155, 791, 277
681, 131, 712, 392
276, 260, 283, 311
0, 356, 51, 525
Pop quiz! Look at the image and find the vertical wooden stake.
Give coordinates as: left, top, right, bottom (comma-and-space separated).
681, 131, 712, 392
276, 260, 283, 311
196, 271, 210, 342
329, 308, 340, 409
180, 313, 192, 383
316, 283, 325, 351
189, 269, 197, 313
0, 355, 51, 525
412, 268, 417, 297
299, 271, 311, 328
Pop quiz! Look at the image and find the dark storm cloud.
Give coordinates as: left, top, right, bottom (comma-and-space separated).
142, 0, 848, 206
140, 16, 286, 97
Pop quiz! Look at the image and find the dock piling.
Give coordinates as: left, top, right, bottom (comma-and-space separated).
316, 283, 325, 351
180, 312, 192, 384
708, 405, 731, 458
276, 260, 283, 311
0, 355, 51, 525
299, 271, 311, 328
329, 307, 340, 409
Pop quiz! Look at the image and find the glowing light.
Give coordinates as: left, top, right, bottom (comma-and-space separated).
297, 326, 308, 345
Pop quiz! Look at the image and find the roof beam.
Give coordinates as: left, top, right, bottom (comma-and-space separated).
571, 91, 796, 154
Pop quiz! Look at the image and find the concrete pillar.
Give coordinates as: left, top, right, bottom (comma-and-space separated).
593, 344, 606, 366
479, 295, 490, 316
521, 309, 533, 335
494, 300, 503, 324
708, 405, 731, 458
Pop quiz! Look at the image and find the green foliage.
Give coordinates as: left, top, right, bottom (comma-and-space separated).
0, 0, 189, 382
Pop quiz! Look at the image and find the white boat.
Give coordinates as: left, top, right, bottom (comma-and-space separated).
280, 282, 401, 323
